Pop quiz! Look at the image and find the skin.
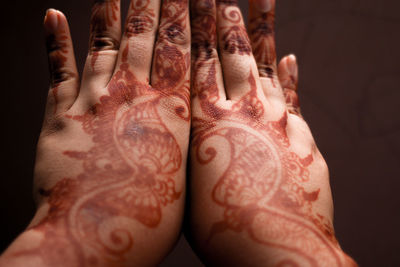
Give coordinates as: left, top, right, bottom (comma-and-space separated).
0, 0, 356, 266
188, 0, 358, 266
0, 0, 190, 266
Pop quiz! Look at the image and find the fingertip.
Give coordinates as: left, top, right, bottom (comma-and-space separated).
44, 9, 69, 34
287, 54, 297, 64
278, 54, 298, 91
44, 9, 59, 32
286, 54, 298, 84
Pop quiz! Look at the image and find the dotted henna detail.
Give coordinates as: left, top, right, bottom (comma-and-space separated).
191, 62, 345, 266
20, 9, 190, 264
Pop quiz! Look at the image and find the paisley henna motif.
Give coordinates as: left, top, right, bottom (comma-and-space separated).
16, 1, 190, 265
191, 60, 346, 266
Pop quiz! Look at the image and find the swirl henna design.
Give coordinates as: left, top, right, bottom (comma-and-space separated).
22, 70, 189, 266
16, 8, 190, 267
19, 68, 189, 266
217, 0, 252, 55
125, 0, 155, 36
191, 62, 347, 266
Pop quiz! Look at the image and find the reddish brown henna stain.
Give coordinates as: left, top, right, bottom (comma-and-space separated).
191, 0, 217, 61
249, 12, 276, 73
90, 0, 120, 68
218, 2, 252, 55
46, 17, 69, 114
191, 60, 344, 266
125, 0, 155, 36
192, 1, 351, 264
18, 1, 190, 265
284, 88, 301, 116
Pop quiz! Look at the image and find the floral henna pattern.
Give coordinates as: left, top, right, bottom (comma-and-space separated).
217, 1, 251, 55
191, 61, 346, 266
249, 11, 276, 78
191, 0, 217, 58
25, 69, 188, 266
125, 0, 155, 36
22, 67, 189, 265
18, 4, 190, 267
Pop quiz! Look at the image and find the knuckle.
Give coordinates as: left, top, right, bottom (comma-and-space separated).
125, 14, 155, 36
46, 34, 64, 53
50, 68, 77, 86
90, 34, 120, 51
193, 43, 218, 61
158, 23, 189, 46
258, 65, 276, 78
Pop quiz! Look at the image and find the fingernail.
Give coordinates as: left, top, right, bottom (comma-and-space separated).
255, 0, 273, 13
288, 54, 297, 64
44, 9, 59, 32
287, 54, 298, 77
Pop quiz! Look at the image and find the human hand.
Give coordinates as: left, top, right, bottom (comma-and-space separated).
188, 0, 357, 265
0, 0, 189, 266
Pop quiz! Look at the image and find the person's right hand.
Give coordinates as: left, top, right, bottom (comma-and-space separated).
188, 0, 357, 265
0, 0, 190, 266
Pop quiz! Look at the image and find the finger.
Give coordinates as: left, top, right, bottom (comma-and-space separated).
216, 0, 264, 101
44, 9, 79, 116
151, 0, 190, 91
191, 0, 227, 117
114, 0, 160, 83
248, 0, 278, 80
278, 54, 301, 116
81, 0, 121, 91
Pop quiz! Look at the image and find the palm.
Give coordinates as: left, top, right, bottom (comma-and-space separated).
13, 0, 190, 266
188, 0, 355, 266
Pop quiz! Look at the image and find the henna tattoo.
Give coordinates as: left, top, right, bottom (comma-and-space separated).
46, 26, 70, 114
21, 69, 188, 266
158, 0, 189, 45
249, 12, 276, 77
125, 0, 155, 36
284, 88, 301, 116
90, 0, 120, 68
17, 3, 190, 265
191, 61, 347, 265
279, 61, 301, 116
222, 25, 252, 55
191, 0, 217, 61
218, 4, 251, 55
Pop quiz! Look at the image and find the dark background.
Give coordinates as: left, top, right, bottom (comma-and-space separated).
1, 0, 399, 266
